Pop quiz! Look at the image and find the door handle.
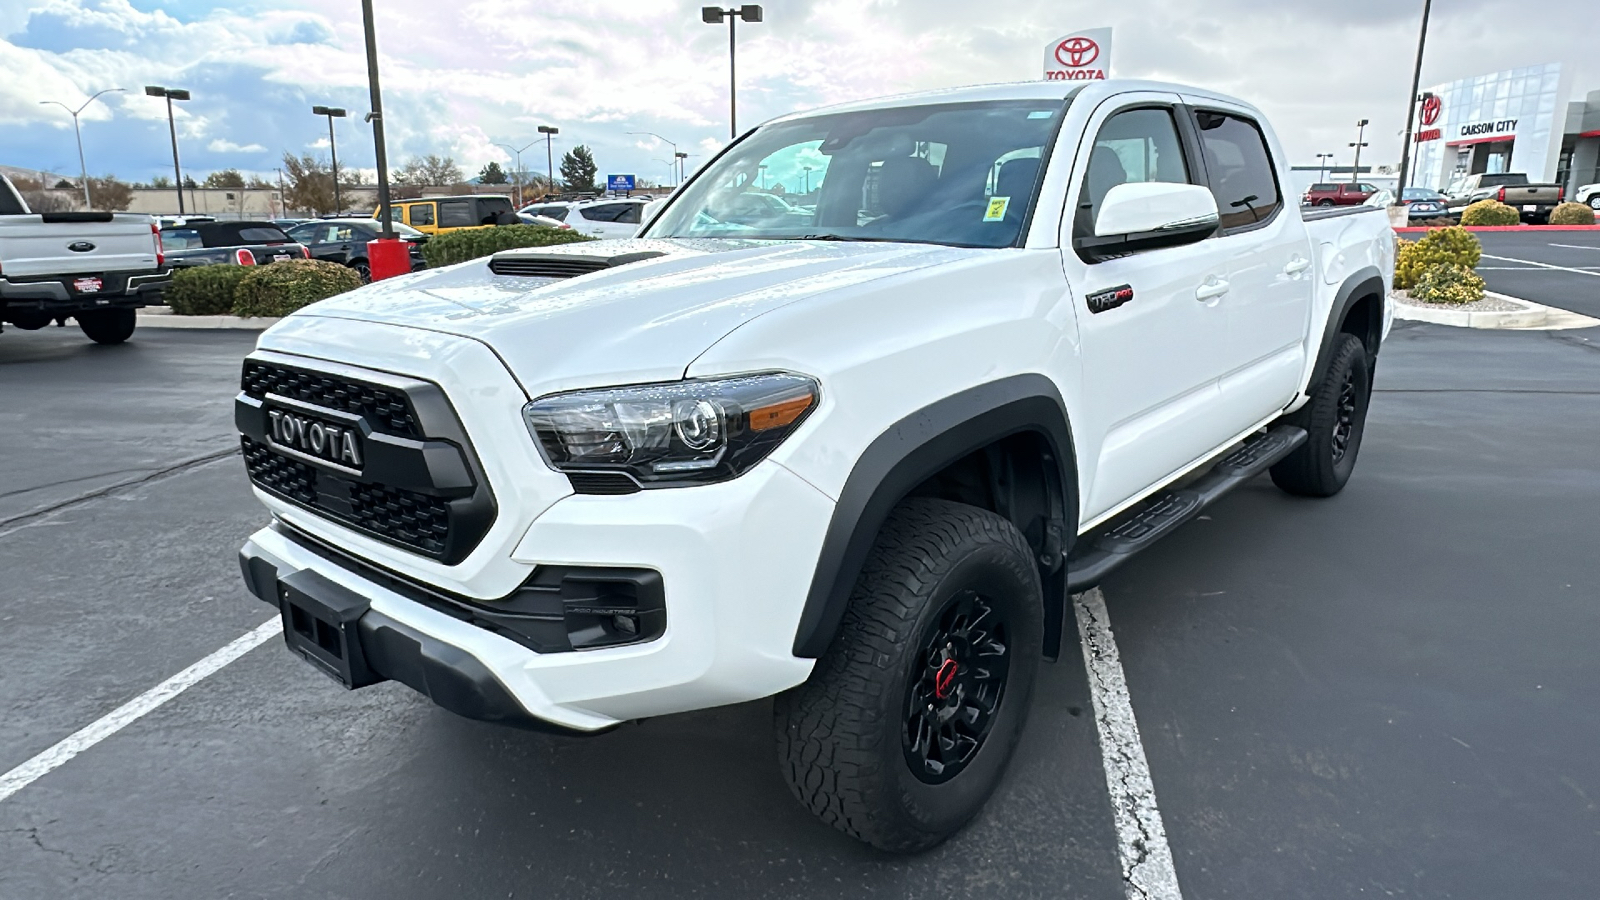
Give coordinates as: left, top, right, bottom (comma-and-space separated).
1196, 279, 1231, 301
1284, 257, 1312, 275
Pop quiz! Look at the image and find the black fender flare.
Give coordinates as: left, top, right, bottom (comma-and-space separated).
1308, 266, 1385, 391
791, 374, 1078, 658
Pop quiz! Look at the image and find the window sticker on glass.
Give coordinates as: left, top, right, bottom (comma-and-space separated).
984, 197, 1011, 221
1028, 110, 1055, 119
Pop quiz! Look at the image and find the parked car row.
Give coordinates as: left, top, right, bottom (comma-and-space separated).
519, 197, 651, 239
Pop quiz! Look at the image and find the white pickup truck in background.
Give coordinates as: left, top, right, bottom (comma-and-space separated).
235, 79, 1393, 852
0, 173, 169, 344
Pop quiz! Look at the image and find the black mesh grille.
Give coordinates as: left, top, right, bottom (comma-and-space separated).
566, 472, 641, 495
242, 362, 420, 438
243, 437, 452, 557
348, 482, 451, 556
488, 257, 611, 278
242, 436, 317, 505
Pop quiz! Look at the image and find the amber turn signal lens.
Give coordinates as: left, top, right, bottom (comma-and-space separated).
748, 394, 813, 432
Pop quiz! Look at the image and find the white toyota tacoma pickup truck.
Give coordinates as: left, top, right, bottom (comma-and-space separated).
237, 80, 1393, 852
0, 173, 169, 343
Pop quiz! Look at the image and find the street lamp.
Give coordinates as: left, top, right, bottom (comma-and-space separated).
1315, 152, 1334, 181
700, 5, 763, 140
758, 163, 768, 189
494, 140, 539, 206
144, 85, 190, 214
312, 105, 348, 213
630, 131, 682, 183
802, 165, 812, 194
538, 125, 560, 194
675, 151, 689, 187
39, 88, 125, 209
1349, 119, 1370, 184
1395, 0, 1435, 195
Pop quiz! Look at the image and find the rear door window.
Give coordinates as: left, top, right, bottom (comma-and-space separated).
438, 199, 475, 228
528, 206, 569, 221
615, 203, 643, 225
579, 204, 624, 222
408, 204, 435, 227
478, 197, 513, 223
1193, 111, 1282, 232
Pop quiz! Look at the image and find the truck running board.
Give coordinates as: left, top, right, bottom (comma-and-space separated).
1064, 425, 1307, 594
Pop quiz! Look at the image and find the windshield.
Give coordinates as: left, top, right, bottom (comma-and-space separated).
645, 99, 1069, 248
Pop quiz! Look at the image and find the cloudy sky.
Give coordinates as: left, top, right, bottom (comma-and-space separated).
1, 0, 1595, 188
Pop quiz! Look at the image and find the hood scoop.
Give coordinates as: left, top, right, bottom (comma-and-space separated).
488, 248, 668, 279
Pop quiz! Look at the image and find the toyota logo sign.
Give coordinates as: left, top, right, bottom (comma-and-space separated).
1421, 95, 1441, 127
1055, 37, 1099, 68
1044, 27, 1113, 82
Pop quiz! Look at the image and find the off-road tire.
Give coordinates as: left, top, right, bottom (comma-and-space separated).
773, 498, 1043, 853
77, 308, 136, 345
1270, 333, 1370, 497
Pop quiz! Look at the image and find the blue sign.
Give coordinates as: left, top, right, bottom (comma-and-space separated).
607, 174, 636, 193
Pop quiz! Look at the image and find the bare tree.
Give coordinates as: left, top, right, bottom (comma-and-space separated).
393, 154, 464, 189
282, 152, 337, 216
10, 176, 74, 212
87, 176, 134, 211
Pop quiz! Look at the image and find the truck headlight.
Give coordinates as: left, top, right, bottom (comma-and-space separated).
522, 373, 819, 486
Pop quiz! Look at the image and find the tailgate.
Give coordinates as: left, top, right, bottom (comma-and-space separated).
0, 214, 158, 278
1500, 186, 1560, 206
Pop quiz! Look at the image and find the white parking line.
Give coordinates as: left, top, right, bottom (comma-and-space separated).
1547, 243, 1600, 252
1481, 254, 1600, 278
0, 617, 281, 804
1074, 588, 1184, 900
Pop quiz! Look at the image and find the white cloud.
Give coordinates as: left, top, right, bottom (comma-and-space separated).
208, 137, 265, 153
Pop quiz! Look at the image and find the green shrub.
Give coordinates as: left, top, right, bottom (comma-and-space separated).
1395, 225, 1480, 289
1547, 201, 1596, 226
1458, 199, 1520, 226
232, 259, 363, 318
164, 264, 251, 315
421, 224, 595, 268
1411, 263, 1486, 305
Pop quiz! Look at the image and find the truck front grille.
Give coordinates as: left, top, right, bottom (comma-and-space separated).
242, 361, 420, 438
238, 361, 496, 565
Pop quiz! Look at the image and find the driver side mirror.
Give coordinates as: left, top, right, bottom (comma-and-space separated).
1075, 182, 1219, 262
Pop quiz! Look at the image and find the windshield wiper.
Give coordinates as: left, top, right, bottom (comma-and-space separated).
799, 233, 905, 243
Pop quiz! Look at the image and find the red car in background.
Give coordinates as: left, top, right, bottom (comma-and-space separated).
1302, 182, 1380, 207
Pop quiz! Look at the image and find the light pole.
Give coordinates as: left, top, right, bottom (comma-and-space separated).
630, 131, 681, 183
1349, 119, 1370, 184
758, 163, 768, 189
538, 125, 559, 194
653, 158, 676, 187
39, 88, 124, 209
144, 85, 190, 214
1395, 0, 1434, 195
312, 105, 348, 213
700, 5, 763, 140
360, 0, 408, 280
494, 140, 538, 206
675, 151, 689, 187
802, 165, 812, 194
1315, 152, 1334, 181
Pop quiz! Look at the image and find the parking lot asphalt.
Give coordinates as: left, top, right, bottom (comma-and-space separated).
1474, 230, 1600, 317
2, 309, 1598, 898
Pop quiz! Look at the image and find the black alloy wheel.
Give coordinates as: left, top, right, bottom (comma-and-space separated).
1330, 365, 1359, 464
904, 590, 1010, 784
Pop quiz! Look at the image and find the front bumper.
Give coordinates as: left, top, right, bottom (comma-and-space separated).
0, 268, 170, 310
239, 460, 833, 732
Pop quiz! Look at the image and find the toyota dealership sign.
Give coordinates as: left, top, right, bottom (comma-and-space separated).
1044, 28, 1112, 81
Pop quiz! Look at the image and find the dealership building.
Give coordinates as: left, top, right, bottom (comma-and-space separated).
1410, 63, 1600, 194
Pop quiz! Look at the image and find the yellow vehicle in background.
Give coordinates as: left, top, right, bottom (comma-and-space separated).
373, 195, 517, 235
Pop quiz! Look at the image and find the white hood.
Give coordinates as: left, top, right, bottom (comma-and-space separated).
282, 238, 983, 395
